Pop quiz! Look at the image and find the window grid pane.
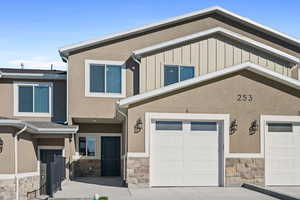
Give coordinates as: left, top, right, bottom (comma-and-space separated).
86, 136, 96, 156
180, 66, 195, 81
164, 65, 179, 86
191, 122, 217, 131
106, 65, 122, 93
90, 64, 105, 93
79, 137, 86, 156
34, 86, 49, 113
268, 123, 293, 132
19, 86, 33, 112
156, 121, 183, 131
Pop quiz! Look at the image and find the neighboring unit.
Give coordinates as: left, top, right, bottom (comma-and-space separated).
1, 6, 300, 200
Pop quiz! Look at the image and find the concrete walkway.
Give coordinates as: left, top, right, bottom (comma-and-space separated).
53, 177, 130, 200
53, 177, 276, 200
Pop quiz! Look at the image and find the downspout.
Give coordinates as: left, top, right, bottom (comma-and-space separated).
14, 124, 27, 200
61, 55, 69, 125
117, 107, 128, 182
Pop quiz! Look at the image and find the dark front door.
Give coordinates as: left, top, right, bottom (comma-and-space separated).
39, 149, 62, 195
101, 137, 121, 176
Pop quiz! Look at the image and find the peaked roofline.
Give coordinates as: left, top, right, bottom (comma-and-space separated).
133, 27, 299, 63
59, 6, 300, 58
118, 62, 300, 108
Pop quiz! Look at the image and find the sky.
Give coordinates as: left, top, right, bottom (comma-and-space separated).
0, 0, 299, 71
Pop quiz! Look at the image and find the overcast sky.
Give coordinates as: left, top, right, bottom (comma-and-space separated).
0, 0, 299, 71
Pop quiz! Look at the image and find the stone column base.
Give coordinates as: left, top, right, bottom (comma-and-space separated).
0, 174, 40, 200
126, 157, 149, 187
225, 158, 265, 186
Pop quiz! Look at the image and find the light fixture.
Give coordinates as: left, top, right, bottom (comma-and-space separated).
249, 120, 259, 135
0, 137, 3, 153
230, 119, 238, 135
134, 118, 143, 133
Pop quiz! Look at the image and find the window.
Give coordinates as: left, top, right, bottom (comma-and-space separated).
156, 121, 183, 131
14, 82, 52, 117
79, 136, 96, 156
85, 60, 126, 97
268, 123, 293, 132
164, 65, 195, 86
191, 122, 217, 131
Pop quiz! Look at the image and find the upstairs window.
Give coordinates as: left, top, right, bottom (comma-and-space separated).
14, 82, 52, 117
85, 60, 126, 97
164, 65, 195, 86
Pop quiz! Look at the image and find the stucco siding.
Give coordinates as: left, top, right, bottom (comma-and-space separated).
127, 70, 300, 153
140, 35, 294, 93
67, 15, 299, 120
0, 129, 15, 174
0, 79, 66, 122
18, 133, 37, 173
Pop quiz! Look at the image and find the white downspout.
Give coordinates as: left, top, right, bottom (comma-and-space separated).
117, 108, 128, 182
131, 53, 142, 94
14, 124, 27, 200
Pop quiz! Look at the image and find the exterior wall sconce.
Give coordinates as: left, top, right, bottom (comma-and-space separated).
0, 137, 3, 153
134, 118, 143, 133
230, 119, 238, 135
249, 120, 259, 135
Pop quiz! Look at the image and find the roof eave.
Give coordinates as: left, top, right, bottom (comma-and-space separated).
59, 6, 300, 57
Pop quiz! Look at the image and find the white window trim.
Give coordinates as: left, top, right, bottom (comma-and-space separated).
163, 64, 195, 86
13, 82, 53, 117
85, 59, 126, 98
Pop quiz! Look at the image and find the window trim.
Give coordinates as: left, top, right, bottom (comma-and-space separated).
163, 64, 195, 86
14, 81, 53, 117
85, 59, 126, 98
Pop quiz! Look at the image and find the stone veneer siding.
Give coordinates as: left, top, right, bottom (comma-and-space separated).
72, 159, 101, 177
225, 158, 265, 186
0, 175, 39, 200
126, 157, 149, 187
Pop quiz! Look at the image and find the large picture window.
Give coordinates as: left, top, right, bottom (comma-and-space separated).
85, 60, 126, 97
164, 65, 195, 86
14, 82, 52, 117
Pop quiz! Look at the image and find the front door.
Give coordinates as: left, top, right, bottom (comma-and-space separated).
101, 137, 121, 176
39, 149, 62, 195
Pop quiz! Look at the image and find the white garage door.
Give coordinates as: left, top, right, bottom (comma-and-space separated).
150, 120, 221, 186
266, 122, 300, 185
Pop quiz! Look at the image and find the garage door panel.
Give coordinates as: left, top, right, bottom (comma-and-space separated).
266, 121, 300, 186
151, 120, 220, 187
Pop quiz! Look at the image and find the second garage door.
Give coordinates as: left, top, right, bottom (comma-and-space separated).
265, 122, 300, 185
150, 120, 222, 186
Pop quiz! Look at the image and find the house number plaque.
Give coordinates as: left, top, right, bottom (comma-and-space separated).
237, 94, 253, 102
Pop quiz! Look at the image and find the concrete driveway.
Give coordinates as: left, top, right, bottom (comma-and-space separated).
267, 186, 300, 199
53, 177, 276, 200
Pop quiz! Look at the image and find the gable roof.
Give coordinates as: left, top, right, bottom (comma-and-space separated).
133, 27, 299, 64
118, 62, 300, 108
59, 6, 300, 58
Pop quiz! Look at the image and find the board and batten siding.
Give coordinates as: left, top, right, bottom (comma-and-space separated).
140, 36, 294, 93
